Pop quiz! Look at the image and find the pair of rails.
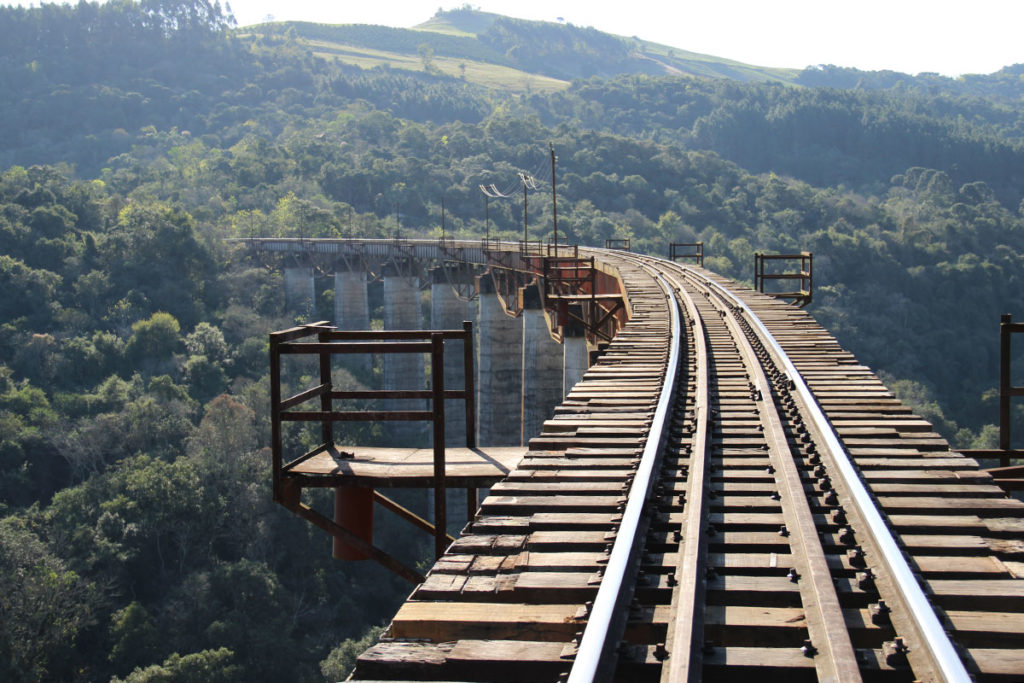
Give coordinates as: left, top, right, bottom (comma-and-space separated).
568, 253, 969, 681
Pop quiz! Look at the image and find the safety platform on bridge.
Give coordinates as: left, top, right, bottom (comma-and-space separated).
270, 320, 527, 584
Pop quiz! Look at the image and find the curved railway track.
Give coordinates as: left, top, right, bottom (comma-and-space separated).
353, 251, 1024, 682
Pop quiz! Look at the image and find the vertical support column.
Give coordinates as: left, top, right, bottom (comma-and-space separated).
284, 266, 315, 319
430, 268, 476, 446
521, 283, 565, 444
334, 270, 370, 330
563, 317, 590, 398
476, 273, 523, 446
383, 266, 425, 446
430, 333, 447, 558
1001, 314, 1012, 455
334, 269, 370, 376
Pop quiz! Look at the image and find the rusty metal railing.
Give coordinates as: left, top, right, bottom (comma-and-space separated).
669, 241, 703, 266
754, 251, 813, 307
270, 321, 476, 578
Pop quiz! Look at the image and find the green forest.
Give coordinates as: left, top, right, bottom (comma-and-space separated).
2, 1, 1023, 681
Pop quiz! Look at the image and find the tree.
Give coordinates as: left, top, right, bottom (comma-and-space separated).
417, 43, 435, 73
112, 647, 241, 683
320, 625, 385, 681
0, 516, 96, 682
108, 601, 161, 675
185, 322, 229, 362
183, 354, 228, 404
126, 312, 182, 373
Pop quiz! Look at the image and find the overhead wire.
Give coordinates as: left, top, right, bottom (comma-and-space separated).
477, 149, 554, 200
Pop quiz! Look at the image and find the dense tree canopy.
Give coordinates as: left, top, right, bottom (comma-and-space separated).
1, 2, 1022, 680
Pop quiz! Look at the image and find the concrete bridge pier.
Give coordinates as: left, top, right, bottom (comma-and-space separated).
382, 266, 425, 447
563, 318, 590, 397
521, 284, 565, 444
334, 269, 371, 377
284, 266, 315, 319
476, 274, 523, 446
430, 268, 477, 446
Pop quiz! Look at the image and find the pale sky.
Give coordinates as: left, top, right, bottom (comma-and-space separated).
6, 0, 1023, 77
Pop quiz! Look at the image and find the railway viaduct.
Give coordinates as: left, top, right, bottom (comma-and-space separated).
243, 238, 1024, 682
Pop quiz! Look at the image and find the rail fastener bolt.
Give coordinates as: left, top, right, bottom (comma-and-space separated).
869, 600, 892, 626
883, 637, 910, 666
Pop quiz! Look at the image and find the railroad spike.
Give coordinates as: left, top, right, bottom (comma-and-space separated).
801, 639, 817, 657
869, 600, 892, 625
883, 638, 910, 667
654, 643, 669, 661
857, 569, 876, 590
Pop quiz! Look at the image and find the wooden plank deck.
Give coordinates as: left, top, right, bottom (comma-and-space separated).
284, 445, 527, 488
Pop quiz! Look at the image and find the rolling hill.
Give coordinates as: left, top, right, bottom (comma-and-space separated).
271, 7, 800, 94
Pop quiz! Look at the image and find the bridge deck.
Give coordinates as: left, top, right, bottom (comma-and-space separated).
251, 240, 1023, 682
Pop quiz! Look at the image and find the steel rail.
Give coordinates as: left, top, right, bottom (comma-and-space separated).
567, 272, 682, 683
676, 263, 972, 683
659, 276, 711, 682
697, 270, 861, 681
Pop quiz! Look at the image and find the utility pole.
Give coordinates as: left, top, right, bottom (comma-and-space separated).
484, 193, 489, 241
479, 184, 508, 243
519, 172, 529, 244
550, 142, 558, 254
